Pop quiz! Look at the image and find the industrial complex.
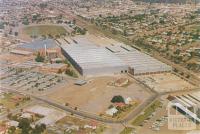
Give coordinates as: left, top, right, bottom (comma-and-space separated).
8, 35, 172, 77
14, 39, 61, 57
1, 0, 200, 133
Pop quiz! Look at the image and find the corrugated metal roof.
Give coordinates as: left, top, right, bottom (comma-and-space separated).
62, 45, 128, 70
115, 51, 172, 74
17, 39, 58, 51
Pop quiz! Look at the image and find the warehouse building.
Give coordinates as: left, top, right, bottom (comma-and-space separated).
168, 92, 200, 123
115, 50, 172, 75
61, 45, 128, 76
61, 36, 172, 76
16, 39, 61, 57
105, 44, 172, 75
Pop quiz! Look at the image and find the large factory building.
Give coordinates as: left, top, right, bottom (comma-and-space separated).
60, 37, 172, 76
61, 45, 128, 76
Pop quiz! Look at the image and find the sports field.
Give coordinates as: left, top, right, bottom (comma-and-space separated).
23, 25, 67, 37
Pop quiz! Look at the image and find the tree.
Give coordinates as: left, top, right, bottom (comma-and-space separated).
41, 35, 46, 39
123, 29, 127, 36
7, 113, 12, 119
73, 19, 76, 25
14, 32, 18, 36
57, 69, 62, 74
35, 53, 44, 62
197, 109, 200, 118
31, 124, 46, 134
8, 126, 16, 134
111, 95, 125, 103
39, 3, 47, 9
18, 118, 31, 134
0, 22, 4, 29
174, 49, 181, 55
65, 69, 77, 78
112, 29, 117, 35
63, 60, 70, 67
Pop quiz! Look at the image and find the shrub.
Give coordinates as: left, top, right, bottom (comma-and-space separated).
35, 53, 44, 62
111, 95, 125, 103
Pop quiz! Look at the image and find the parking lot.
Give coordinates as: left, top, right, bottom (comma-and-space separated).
1, 71, 66, 94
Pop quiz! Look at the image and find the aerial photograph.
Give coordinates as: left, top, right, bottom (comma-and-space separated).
0, 0, 199, 134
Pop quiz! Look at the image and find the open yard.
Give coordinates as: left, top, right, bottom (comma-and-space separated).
0, 53, 33, 64
47, 75, 151, 115
22, 25, 67, 37
135, 73, 195, 93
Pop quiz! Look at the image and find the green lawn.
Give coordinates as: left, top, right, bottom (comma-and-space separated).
131, 100, 162, 126
23, 25, 67, 37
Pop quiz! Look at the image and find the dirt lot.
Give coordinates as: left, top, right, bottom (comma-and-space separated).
47, 74, 151, 114
0, 53, 33, 64
135, 73, 195, 93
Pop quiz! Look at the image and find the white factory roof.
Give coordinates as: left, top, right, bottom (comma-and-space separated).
61, 35, 172, 75
62, 45, 127, 70
17, 39, 58, 51
115, 51, 172, 74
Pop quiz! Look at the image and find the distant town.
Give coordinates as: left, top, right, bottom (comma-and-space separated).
0, 0, 200, 134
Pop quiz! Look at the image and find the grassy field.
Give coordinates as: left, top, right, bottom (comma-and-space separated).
131, 100, 162, 126
120, 127, 135, 134
23, 25, 67, 37
187, 23, 200, 31
0, 93, 30, 110
0, 93, 16, 109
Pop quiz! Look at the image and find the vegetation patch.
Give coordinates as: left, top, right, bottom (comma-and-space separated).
120, 127, 135, 134
23, 25, 67, 38
132, 100, 162, 126
65, 69, 78, 78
